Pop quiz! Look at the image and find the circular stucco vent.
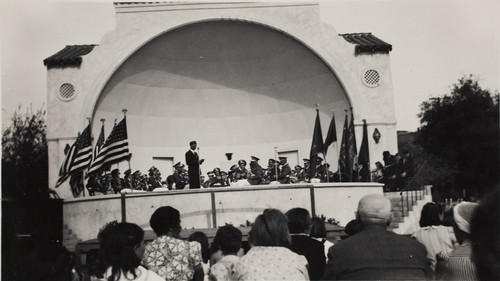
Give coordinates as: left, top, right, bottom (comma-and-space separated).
59, 83, 76, 101
362, 69, 381, 87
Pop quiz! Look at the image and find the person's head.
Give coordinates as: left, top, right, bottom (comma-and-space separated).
294, 165, 302, 172
238, 160, 247, 168
99, 222, 145, 281
419, 202, 442, 227
150, 206, 181, 237
188, 231, 210, 263
375, 161, 383, 169
395, 153, 401, 161
303, 159, 310, 168
189, 141, 197, 150
383, 151, 390, 159
279, 157, 287, 165
211, 225, 242, 256
344, 219, 361, 237
471, 186, 500, 281
309, 217, 327, 238
402, 149, 410, 158
111, 169, 120, 178
285, 208, 311, 234
250, 156, 259, 163
452, 201, 479, 244
213, 167, 221, 175
357, 193, 392, 227
248, 208, 290, 247
268, 159, 275, 167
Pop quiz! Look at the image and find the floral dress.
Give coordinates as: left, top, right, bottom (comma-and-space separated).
142, 235, 202, 281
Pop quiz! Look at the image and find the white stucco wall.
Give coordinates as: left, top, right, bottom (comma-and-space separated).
63, 183, 383, 241
47, 2, 397, 199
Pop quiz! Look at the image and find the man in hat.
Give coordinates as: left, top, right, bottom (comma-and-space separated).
324, 193, 431, 280
111, 169, 122, 194
148, 166, 162, 191
302, 158, 310, 182
185, 141, 204, 189
172, 162, 188, 190
248, 156, 263, 185
122, 169, 132, 189
278, 156, 291, 184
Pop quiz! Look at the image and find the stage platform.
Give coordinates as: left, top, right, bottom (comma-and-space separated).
64, 182, 383, 243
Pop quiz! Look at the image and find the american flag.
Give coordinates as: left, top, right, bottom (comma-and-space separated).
88, 116, 130, 175
93, 123, 105, 162
70, 124, 92, 173
55, 124, 92, 187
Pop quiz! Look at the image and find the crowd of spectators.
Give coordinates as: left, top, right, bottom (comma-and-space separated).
81, 186, 499, 281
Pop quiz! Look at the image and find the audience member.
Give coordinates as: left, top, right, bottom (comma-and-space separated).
142, 206, 204, 281
323, 193, 431, 280
98, 222, 163, 281
188, 232, 210, 281
309, 216, 335, 262
209, 225, 243, 281
286, 208, 325, 280
412, 202, 457, 276
471, 186, 500, 281
445, 201, 479, 280
343, 219, 361, 238
233, 209, 309, 280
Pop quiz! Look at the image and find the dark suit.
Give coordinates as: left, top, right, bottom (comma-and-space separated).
324, 223, 431, 280
278, 163, 292, 184
289, 234, 326, 281
248, 161, 263, 185
172, 172, 187, 189
185, 150, 201, 188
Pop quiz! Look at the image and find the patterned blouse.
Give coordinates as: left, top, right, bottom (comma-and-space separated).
209, 255, 240, 281
142, 235, 202, 281
233, 246, 309, 281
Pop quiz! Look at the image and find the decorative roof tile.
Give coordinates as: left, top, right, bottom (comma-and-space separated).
339, 33, 392, 55
43, 45, 97, 68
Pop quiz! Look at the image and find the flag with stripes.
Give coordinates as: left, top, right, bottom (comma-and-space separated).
55, 124, 92, 187
56, 142, 78, 187
93, 123, 105, 162
70, 124, 92, 174
88, 116, 130, 175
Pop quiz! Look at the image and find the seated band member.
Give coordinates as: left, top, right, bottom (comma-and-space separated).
263, 158, 280, 184
172, 162, 188, 190
233, 160, 249, 181
248, 156, 263, 185
278, 157, 291, 184
208, 167, 229, 187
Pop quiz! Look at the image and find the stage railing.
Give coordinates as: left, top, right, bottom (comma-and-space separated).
399, 161, 428, 217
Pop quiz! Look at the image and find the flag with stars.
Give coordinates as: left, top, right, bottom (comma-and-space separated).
92, 123, 105, 163
88, 116, 130, 175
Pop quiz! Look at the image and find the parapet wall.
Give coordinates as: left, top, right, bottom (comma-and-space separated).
63, 183, 383, 241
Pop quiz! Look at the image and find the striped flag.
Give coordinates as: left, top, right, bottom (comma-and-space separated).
88, 116, 130, 175
93, 123, 105, 162
70, 124, 92, 174
55, 124, 92, 187
56, 142, 78, 187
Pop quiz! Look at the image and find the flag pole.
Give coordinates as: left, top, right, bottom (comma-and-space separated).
275, 145, 279, 182
323, 109, 335, 183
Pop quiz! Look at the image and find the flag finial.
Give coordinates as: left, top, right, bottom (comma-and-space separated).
100, 118, 105, 125
315, 103, 320, 110
122, 109, 128, 116
331, 110, 335, 116
86, 117, 91, 124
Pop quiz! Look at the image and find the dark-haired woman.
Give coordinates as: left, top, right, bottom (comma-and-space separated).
412, 202, 457, 275
142, 206, 204, 281
233, 209, 309, 280
99, 222, 163, 281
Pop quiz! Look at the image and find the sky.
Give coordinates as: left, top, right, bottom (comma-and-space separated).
1, 0, 499, 131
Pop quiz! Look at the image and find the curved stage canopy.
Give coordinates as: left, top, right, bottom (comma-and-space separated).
93, 21, 349, 173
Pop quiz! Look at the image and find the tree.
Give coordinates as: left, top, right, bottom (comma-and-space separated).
415, 75, 499, 198
2, 105, 49, 198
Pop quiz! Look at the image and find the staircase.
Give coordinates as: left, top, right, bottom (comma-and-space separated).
63, 224, 82, 252
384, 186, 433, 235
